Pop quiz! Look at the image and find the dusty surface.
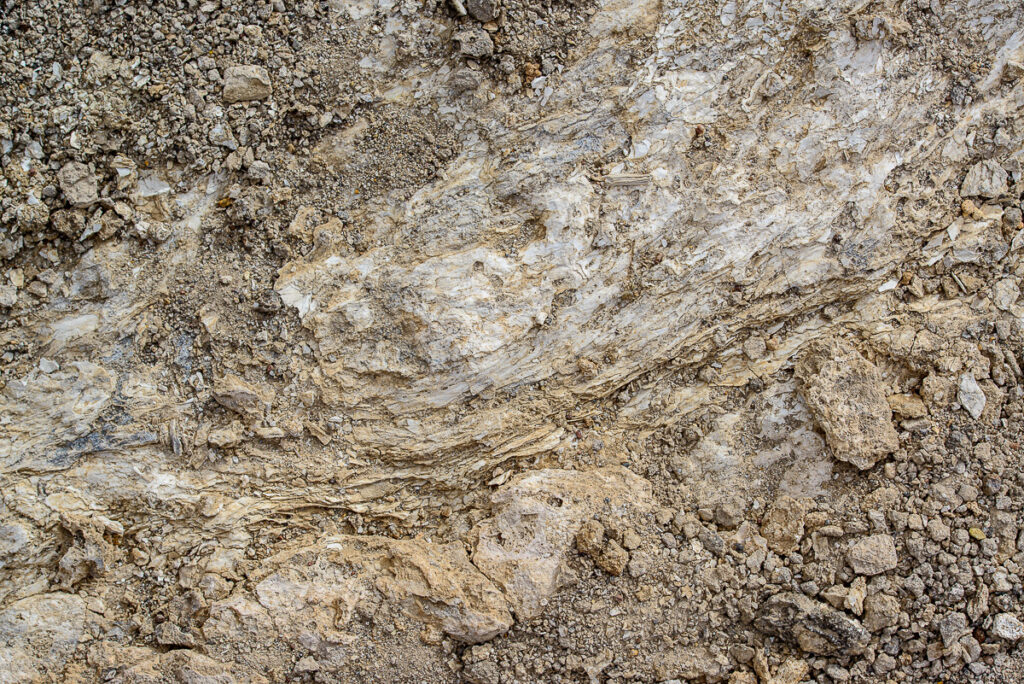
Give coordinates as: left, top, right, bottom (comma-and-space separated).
2, 0, 1024, 682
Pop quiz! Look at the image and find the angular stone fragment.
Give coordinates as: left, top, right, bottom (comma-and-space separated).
992, 613, 1024, 641
844, 576, 866, 616
958, 373, 986, 420
223, 65, 273, 103
154, 622, 198, 647
204, 533, 511, 656
472, 467, 652, 619
760, 495, 805, 555
755, 592, 870, 655
57, 162, 98, 207
887, 393, 927, 419
55, 514, 115, 589
655, 646, 732, 682
846, 534, 897, 576
208, 422, 244, 448
992, 278, 1020, 311
454, 27, 494, 58
939, 611, 969, 647
862, 593, 900, 632
212, 374, 273, 417
0, 283, 16, 308
715, 497, 745, 529
796, 340, 899, 469
575, 519, 605, 556
594, 540, 629, 576
960, 159, 1008, 198
466, 0, 498, 22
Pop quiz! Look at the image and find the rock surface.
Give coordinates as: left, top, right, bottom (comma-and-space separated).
961, 160, 1009, 198
56, 163, 98, 207
205, 534, 512, 649
472, 467, 651, 618
2, 0, 1024, 681
222, 65, 273, 103
846, 534, 899, 576
755, 592, 870, 656
796, 340, 900, 469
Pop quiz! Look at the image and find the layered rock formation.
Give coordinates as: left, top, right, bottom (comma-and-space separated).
2, 0, 1023, 680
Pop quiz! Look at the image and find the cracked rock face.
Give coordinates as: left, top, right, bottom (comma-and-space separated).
2, 0, 1024, 680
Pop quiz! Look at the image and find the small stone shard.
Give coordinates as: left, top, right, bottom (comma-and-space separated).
223, 65, 273, 103
958, 373, 986, 419
992, 278, 1020, 311
454, 27, 494, 59
938, 611, 969, 647
465, 0, 498, 22
212, 374, 273, 417
761, 495, 806, 555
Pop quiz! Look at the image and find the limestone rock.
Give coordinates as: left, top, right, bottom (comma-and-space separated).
472, 467, 652, 618
594, 540, 629, 576
575, 519, 630, 576
0, 593, 88, 682
755, 592, 870, 655
3, 0, 1024, 680
992, 278, 1020, 311
57, 162, 98, 207
204, 534, 511, 655
454, 27, 494, 58
575, 519, 606, 557
887, 393, 928, 419
992, 613, 1024, 641
55, 514, 115, 589
960, 160, 1008, 198
212, 374, 273, 418
715, 497, 745, 529
796, 340, 899, 470
110, 649, 267, 683
938, 611, 969, 647
154, 622, 198, 648
958, 373, 987, 420
1, 361, 116, 474
465, 0, 498, 22
844, 576, 866, 616
208, 422, 244, 448
862, 593, 900, 633
655, 646, 732, 682
0, 283, 16, 308
846, 535, 898, 576
760, 496, 806, 555
223, 65, 272, 103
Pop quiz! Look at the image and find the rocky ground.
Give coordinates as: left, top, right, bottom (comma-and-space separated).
2, 0, 1024, 682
